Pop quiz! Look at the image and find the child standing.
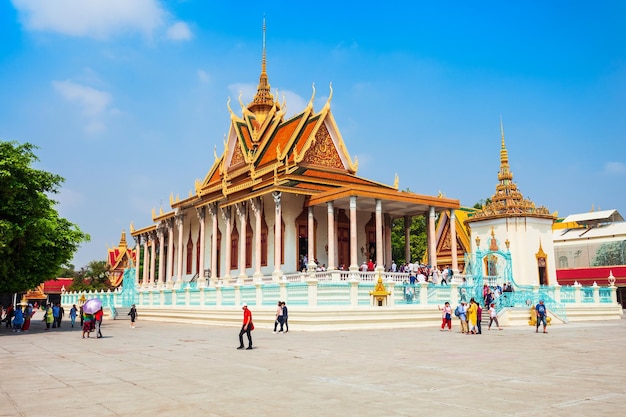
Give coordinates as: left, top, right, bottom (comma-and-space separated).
438, 302, 452, 331
488, 303, 503, 330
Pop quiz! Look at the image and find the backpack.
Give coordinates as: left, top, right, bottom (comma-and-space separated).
454, 305, 462, 317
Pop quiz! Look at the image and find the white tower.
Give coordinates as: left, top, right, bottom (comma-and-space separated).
466, 119, 556, 286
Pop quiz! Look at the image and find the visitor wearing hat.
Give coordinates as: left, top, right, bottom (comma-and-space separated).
237, 303, 254, 350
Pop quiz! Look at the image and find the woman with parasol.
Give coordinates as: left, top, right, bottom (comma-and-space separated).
82, 299, 102, 338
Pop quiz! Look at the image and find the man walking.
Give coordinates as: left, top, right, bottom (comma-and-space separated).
536, 300, 548, 333
57, 303, 65, 328
94, 307, 104, 338
52, 303, 60, 328
282, 301, 289, 333
237, 303, 253, 350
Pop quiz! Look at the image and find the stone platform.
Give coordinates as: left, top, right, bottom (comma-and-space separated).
1, 311, 625, 416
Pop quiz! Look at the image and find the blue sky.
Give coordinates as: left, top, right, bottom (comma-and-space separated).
1, 1, 625, 269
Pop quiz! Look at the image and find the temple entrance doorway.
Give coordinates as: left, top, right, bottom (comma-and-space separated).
538, 257, 547, 285
298, 225, 308, 271
337, 209, 350, 270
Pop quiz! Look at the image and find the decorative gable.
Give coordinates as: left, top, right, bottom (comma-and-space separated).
231, 140, 245, 166
301, 123, 344, 170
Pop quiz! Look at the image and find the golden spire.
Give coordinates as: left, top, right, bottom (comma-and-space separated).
119, 230, 127, 248
467, 117, 553, 222
500, 115, 508, 165
248, 17, 274, 122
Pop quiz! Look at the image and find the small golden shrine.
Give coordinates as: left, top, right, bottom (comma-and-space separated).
369, 273, 391, 306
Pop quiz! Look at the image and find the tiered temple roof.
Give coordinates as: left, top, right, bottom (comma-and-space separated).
468, 119, 553, 223
144, 23, 459, 222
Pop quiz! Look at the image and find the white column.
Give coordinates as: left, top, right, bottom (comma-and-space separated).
222, 207, 232, 281
176, 213, 184, 288
142, 234, 149, 288
236, 203, 247, 280
166, 219, 174, 288
196, 206, 207, 287
208, 203, 218, 283
250, 198, 263, 280
307, 206, 316, 271
450, 209, 458, 273
272, 192, 283, 279
384, 214, 392, 271
327, 201, 335, 270
157, 226, 165, 288
375, 199, 384, 271
404, 215, 411, 264
149, 231, 156, 287
349, 196, 358, 271
428, 206, 437, 269
133, 236, 140, 286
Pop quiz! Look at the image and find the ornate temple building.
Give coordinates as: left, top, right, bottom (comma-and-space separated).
128, 30, 460, 288
423, 207, 475, 273
107, 231, 137, 287
465, 120, 556, 286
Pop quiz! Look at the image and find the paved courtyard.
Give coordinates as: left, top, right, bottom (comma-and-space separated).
1, 313, 625, 417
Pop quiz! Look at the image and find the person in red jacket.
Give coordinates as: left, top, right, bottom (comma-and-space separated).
237, 304, 253, 350
94, 307, 104, 338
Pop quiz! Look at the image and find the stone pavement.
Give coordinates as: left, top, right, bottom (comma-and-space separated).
1, 312, 625, 417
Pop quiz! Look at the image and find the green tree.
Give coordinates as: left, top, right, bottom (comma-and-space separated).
391, 215, 427, 265
473, 198, 492, 209
69, 260, 112, 292
0, 141, 90, 293
58, 263, 77, 278
592, 241, 626, 267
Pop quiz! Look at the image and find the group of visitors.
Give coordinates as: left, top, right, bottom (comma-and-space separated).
2, 303, 35, 332
1, 302, 71, 333
439, 294, 549, 334
437, 298, 486, 334
1, 300, 142, 340
397, 263, 454, 285
237, 300, 291, 350
442, 297, 499, 334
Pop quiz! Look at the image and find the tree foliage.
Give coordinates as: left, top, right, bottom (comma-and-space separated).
592, 241, 626, 267
0, 141, 89, 293
473, 198, 492, 209
69, 260, 113, 292
391, 215, 427, 265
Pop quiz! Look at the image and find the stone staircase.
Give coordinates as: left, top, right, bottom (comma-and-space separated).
111, 307, 131, 320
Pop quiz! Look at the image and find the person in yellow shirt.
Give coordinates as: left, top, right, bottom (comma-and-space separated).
467, 298, 478, 334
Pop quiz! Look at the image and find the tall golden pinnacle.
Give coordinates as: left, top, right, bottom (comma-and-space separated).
249, 17, 274, 115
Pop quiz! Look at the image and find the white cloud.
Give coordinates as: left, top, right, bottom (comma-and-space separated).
12, 0, 165, 39
52, 80, 113, 134
166, 21, 192, 41
603, 161, 626, 175
197, 69, 210, 84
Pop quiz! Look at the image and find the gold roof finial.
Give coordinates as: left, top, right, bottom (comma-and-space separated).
119, 230, 127, 247
500, 115, 508, 165
248, 17, 274, 122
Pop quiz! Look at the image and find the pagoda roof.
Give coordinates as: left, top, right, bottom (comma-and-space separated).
467, 118, 553, 224
131, 25, 460, 235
